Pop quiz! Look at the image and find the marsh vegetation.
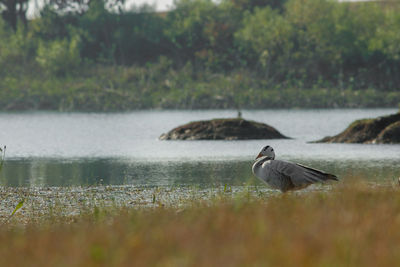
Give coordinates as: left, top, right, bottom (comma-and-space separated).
1, 180, 400, 266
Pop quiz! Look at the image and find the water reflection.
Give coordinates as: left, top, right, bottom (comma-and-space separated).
0, 158, 251, 187
1, 158, 399, 187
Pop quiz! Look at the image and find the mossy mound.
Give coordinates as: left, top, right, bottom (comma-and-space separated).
159, 118, 290, 140
315, 113, 400, 144
375, 121, 400, 144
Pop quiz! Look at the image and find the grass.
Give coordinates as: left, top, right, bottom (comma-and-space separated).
0, 180, 400, 266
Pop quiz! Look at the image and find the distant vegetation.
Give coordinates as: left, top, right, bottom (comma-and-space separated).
1, 0, 400, 110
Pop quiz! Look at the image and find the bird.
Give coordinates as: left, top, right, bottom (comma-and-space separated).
252, 145, 338, 192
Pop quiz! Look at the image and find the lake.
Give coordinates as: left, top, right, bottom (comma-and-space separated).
0, 109, 399, 187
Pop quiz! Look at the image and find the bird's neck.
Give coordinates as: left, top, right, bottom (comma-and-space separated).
252, 156, 273, 175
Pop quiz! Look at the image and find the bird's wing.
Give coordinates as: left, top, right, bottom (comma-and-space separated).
271, 160, 337, 187
295, 163, 338, 181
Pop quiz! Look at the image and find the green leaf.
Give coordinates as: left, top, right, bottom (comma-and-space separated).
11, 199, 25, 216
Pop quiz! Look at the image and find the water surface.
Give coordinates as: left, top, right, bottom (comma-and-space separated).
0, 109, 399, 187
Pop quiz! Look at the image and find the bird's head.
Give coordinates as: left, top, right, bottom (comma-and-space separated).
256, 145, 275, 160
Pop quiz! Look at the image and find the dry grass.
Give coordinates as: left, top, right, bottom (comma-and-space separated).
1, 181, 400, 266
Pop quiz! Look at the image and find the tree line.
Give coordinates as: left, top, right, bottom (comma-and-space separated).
0, 0, 399, 110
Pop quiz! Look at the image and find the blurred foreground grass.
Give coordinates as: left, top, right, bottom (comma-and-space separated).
1, 180, 400, 266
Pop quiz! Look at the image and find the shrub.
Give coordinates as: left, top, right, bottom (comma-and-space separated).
36, 37, 81, 76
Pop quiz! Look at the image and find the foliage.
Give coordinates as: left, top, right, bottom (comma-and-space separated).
1, 0, 400, 110
36, 37, 81, 76
0, 62, 399, 111
0, 0, 28, 30
235, 7, 293, 78
0, 19, 36, 72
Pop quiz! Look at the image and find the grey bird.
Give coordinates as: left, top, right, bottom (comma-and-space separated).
252, 145, 338, 192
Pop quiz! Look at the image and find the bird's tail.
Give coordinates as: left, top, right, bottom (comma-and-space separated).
297, 163, 338, 182
325, 173, 339, 181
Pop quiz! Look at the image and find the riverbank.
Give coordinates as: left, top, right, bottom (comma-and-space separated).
0, 181, 399, 266
0, 185, 280, 224
1, 65, 399, 111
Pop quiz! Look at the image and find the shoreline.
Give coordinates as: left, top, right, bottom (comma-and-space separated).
0, 182, 399, 266
1, 86, 399, 111
1, 181, 394, 225
0, 184, 322, 224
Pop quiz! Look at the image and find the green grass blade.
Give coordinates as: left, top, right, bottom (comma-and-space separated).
11, 199, 25, 216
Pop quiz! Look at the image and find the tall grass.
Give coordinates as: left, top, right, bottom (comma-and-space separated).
0, 181, 399, 266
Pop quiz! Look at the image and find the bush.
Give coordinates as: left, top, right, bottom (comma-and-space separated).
36, 37, 81, 76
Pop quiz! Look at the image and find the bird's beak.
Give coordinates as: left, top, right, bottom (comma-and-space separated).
255, 153, 263, 160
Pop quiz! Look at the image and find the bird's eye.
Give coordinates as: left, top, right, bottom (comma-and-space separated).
271, 149, 274, 152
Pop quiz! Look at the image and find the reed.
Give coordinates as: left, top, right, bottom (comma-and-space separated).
0, 146, 5, 173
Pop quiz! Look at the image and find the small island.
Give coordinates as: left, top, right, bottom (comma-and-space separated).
159, 118, 290, 140
315, 113, 400, 144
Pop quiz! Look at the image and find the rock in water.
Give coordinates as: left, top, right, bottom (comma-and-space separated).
314, 113, 400, 144
159, 118, 290, 140
375, 121, 400, 144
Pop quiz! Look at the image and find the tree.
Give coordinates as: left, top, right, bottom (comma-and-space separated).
164, 0, 217, 65
0, 0, 28, 30
45, 0, 124, 14
235, 7, 293, 79
165, 0, 242, 71
228, 0, 287, 12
